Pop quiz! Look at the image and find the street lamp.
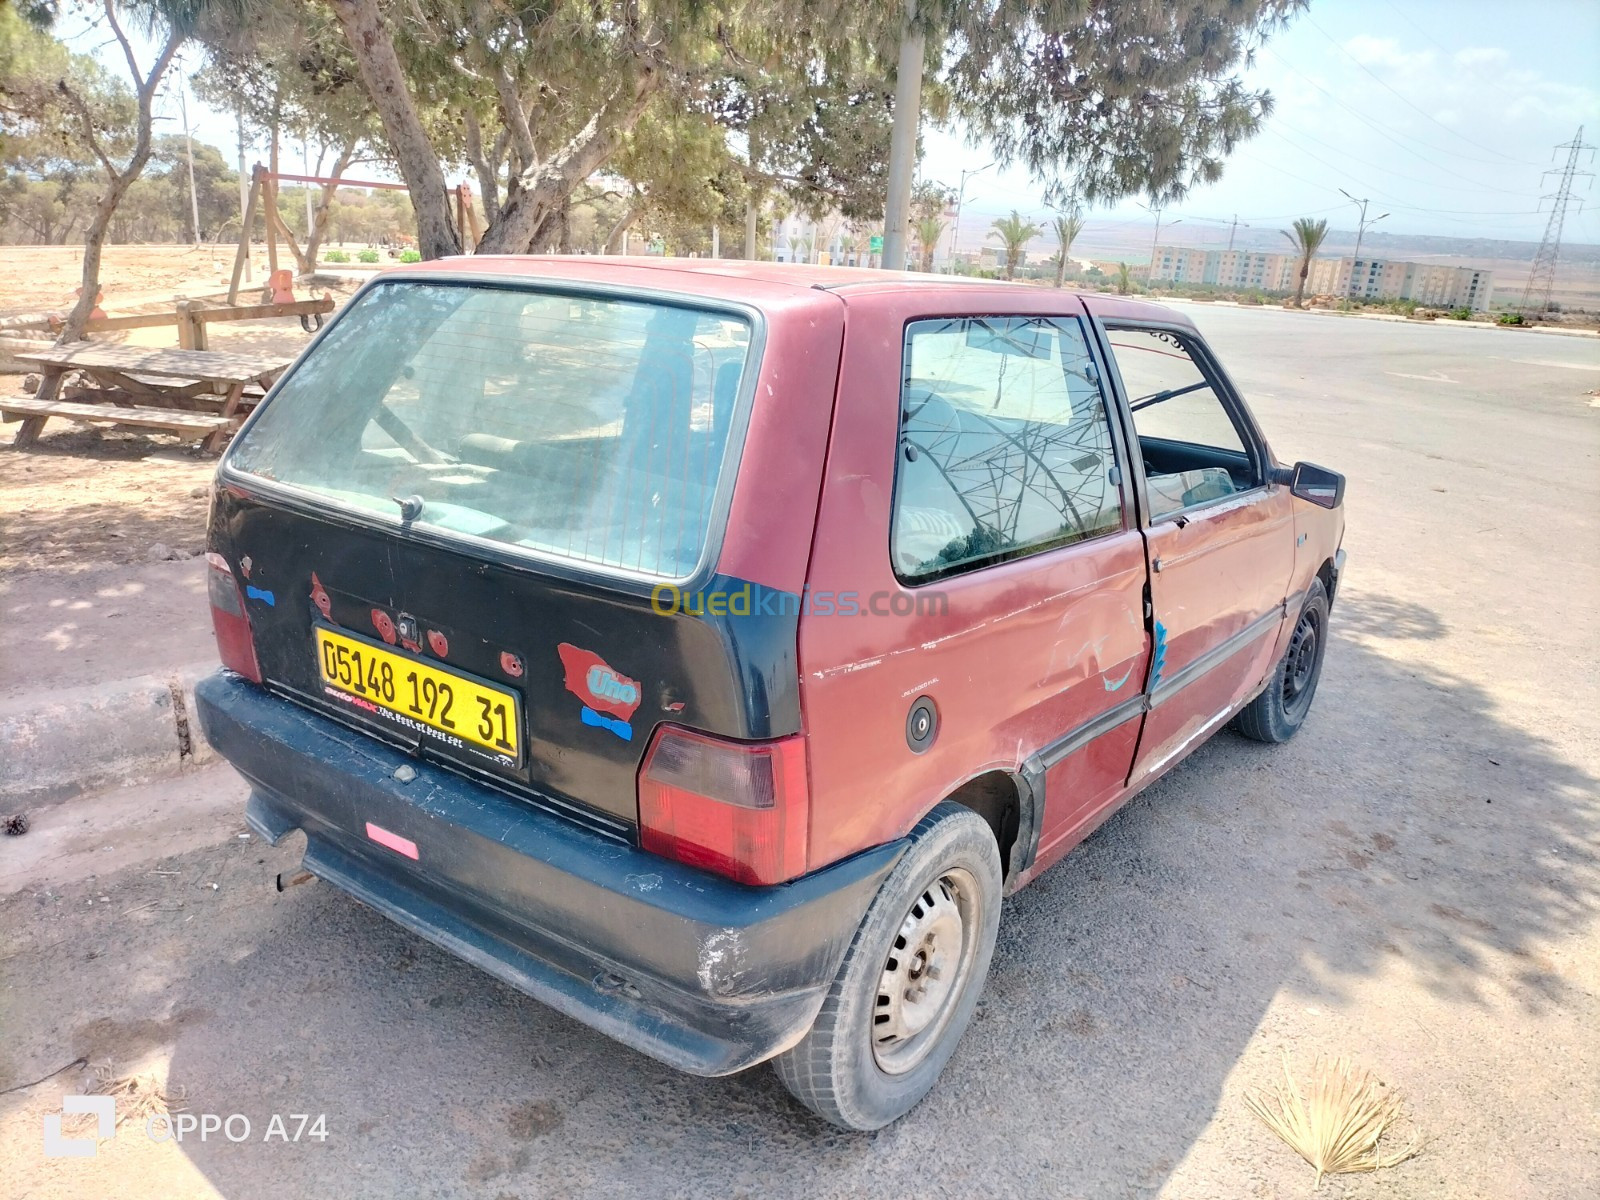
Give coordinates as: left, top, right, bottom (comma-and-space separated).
1340, 188, 1390, 294
1148, 213, 1181, 283
950, 161, 995, 269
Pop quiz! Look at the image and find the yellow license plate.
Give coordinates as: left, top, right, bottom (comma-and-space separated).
314, 627, 521, 763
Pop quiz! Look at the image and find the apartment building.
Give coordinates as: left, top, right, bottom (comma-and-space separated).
1306, 257, 1495, 310
1148, 246, 1297, 291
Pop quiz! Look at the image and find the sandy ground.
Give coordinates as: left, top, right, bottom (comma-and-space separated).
0, 305, 1597, 1200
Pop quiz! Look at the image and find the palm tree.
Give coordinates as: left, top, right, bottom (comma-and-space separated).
988, 210, 1042, 280
1051, 209, 1086, 288
1283, 217, 1330, 308
1115, 262, 1132, 295
839, 232, 857, 266
914, 216, 946, 272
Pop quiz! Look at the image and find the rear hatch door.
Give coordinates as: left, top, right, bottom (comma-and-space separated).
214, 277, 762, 830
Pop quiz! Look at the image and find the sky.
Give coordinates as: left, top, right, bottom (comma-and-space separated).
52, 0, 1600, 250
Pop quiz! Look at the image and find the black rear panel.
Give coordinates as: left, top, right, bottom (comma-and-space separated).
210, 487, 801, 831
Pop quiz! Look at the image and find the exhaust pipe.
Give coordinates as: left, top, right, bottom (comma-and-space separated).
276, 868, 316, 892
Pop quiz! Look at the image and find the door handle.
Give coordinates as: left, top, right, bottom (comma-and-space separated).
1152, 557, 1163, 573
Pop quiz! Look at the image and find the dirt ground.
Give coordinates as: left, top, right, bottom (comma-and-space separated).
0, 244, 373, 316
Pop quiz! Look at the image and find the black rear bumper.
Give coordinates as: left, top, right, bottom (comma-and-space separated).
194, 671, 902, 1076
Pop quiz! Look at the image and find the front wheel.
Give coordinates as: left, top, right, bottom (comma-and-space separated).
1233, 577, 1330, 743
772, 802, 1002, 1131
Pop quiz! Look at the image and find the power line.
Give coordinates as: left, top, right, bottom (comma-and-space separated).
1300, 13, 1538, 166
1261, 46, 1539, 172
1379, 0, 1529, 109
1265, 115, 1533, 197
1521, 127, 1596, 313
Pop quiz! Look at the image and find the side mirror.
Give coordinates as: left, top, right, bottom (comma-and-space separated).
1286, 461, 1345, 509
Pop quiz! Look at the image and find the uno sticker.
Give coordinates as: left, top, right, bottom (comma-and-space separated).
557, 643, 641, 722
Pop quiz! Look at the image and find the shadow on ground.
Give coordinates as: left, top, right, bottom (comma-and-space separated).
3, 592, 1595, 1198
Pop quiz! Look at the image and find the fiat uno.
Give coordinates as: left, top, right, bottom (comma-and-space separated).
196, 258, 1346, 1130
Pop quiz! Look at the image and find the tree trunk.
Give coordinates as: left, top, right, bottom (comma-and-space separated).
743, 191, 760, 260
329, 0, 461, 259
53, 21, 182, 351
304, 141, 357, 268
1054, 253, 1067, 288
879, 2, 924, 272
475, 70, 658, 255
1295, 258, 1309, 307
604, 203, 641, 254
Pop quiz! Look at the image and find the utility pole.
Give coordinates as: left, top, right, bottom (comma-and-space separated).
950, 161, 995, 268
879, 0, 924, 271
1226, 213, 1249, 251
1521, 126, 1595, 314
177, 69, 200, 246
1340, 188, 1390, 294
1141, 204, 1179, 281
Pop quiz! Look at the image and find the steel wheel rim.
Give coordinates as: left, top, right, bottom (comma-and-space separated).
1282, 606, 1322, 716
871, 867, 981, 1076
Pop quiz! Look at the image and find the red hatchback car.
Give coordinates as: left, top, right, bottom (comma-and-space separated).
196, 258, 1345, 1130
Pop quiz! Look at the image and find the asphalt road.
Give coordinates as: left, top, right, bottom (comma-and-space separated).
3, 306, 1598, 1199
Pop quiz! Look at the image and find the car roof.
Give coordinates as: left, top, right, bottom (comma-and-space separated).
387, 254, 1189, 325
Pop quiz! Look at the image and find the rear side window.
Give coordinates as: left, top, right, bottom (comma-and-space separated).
891, 315, 1124, 582
228, 281, 753, 580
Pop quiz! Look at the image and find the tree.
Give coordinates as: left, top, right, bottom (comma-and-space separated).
1115, 262, 1132, 294
191, 0, 383, 270
988, 209, 1040, 281
3, 2, 185, 343
1283, 216, 1328, 307
877, 1, 1306, 267
913, 214, 944, 272
1051, 208, 1085, 288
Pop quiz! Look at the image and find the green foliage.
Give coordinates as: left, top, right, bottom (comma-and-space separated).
913, 215, 945, 271
1051, 209, 1085, 287
323, 248, 349, 262
1282, 216, 1328, 307
1447, 306, 1473, 320
1115, 261, 1133, 294
945, 1, 1306, 206
1497, 311, 1524, 325
357, 247, 379, 263
988, 209, 1041, 280
399, 248, 420, 263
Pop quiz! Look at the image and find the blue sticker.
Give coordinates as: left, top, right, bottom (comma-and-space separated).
1150, 620, 1168, 689
581, 706, 632, 741
1103, 662, 1135, 692
245, 585, 276, 607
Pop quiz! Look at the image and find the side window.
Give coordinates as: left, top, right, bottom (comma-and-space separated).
1103, 326, 1260, 519
891, 315, 1126, 582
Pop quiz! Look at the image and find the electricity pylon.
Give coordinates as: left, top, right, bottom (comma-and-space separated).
1520, 127, 1594, 314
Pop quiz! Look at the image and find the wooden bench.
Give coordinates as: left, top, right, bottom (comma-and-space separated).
1, 396, 234, 440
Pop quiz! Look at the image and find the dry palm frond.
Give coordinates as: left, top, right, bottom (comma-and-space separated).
1244, 1050, 1419, 1186
91, 1062, 189, 1127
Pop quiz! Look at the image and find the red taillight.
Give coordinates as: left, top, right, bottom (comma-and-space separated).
206, 552, 262, 683
638, 727, 809, 886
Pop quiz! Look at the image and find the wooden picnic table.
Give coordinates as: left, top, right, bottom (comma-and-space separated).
4, 344, 292, 453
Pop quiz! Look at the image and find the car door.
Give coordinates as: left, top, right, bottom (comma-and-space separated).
799, 290, 1149, 879
1094, 318, 1293, 788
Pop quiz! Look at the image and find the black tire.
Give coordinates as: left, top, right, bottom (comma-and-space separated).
1233, 577, 1330, 743
772, 802, 1002, 1131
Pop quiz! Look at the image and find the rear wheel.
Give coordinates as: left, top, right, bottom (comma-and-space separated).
772, 802, 1002, 1131
1233, 577, 1330, 743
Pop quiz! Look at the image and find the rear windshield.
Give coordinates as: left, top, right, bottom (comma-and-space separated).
227, 280, 754, 580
